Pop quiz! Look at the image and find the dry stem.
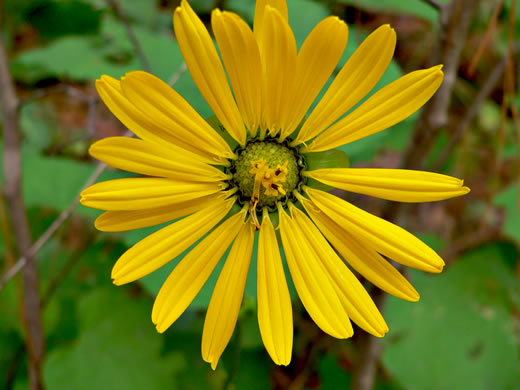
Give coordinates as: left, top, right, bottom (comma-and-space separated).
0, 31, 44, 390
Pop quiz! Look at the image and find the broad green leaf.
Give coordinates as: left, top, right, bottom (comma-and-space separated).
337, 0, 448, 23
0, 144, 119, 215
43, 287, 186, 390
164, 329, 227, 389
12, 14, 184, 84
318, 355, 352, 389
288, 0, 330, 47
383, 244, 519, 390
25, 0, 102, 39
190, 0, 217, 13
89, 0, 172, 29
493, 182, 520, 242
22, 148, 126, 216
228, 349, 271, 390
20, 101, 58, 151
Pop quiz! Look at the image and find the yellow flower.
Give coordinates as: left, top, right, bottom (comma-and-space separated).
80, 0, 470, 369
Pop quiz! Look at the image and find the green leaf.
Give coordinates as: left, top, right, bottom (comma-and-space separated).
288, 0, 330, 47
190, 0, 217, 13
228, 349, 272, 390
493, 183, 520, 242
318, 355, 352, 389
43, 287, 186, 390
20, 101, 58, 151
26, 0, 102, 39
0, 282, 23, 335
11, 14, 184, 84
22, 148, 126, 215
337, 0, 448, 23
383, 244, 520, 390
11, 35, 134, 83
164, 328, 227, 389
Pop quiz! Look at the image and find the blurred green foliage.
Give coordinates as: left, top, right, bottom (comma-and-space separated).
1, 0, 519, 389
383, 244, 519, 390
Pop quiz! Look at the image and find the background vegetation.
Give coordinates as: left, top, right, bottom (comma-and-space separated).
0, 0, 519, 389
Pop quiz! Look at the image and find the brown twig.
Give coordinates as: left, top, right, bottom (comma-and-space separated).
466, 0, 504, 78
350, 286, 387, 390
40, 231, 96, 306
105, 0, 152, 73
0, 160, 109, 291
422, 0, 443, 11
168, 62, 187, 86
22, 84, 99, 106
0, 29, 44, 390
402, 0, 478, 170
440, 225, 501, 261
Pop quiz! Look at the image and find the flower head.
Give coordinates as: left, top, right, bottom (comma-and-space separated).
81, 0, 470, 369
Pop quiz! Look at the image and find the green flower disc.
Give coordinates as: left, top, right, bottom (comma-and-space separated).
233, 141, 299, 207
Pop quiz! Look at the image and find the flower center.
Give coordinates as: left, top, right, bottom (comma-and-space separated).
232, 141, 300, 210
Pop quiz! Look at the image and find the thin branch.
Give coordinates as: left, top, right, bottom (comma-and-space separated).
466, 0, 504, 77
440, 225, 501, 261
0, 160, 109, 291
168, 62, 187, 86
0, 28, 44, 390
351, 287, 387, 390
403, 0, 478, 170
105, 0, 152, 73
21, 84, 99, 106
422, 0, 443, 11
431, 40, 520, 171
40, 232, 95, 306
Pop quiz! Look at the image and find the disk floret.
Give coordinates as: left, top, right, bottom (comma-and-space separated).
232, 141, 299, 209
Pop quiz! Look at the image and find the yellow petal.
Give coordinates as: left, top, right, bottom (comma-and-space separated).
120, 71, 234, 162
90, 137, 229, 182
281, 16, 348, 140
95, 192, 225, 232
305, 188, 445, 273
303, 66, 444, 152
80, 178, 226, 211
305, 168, 470, 202
95, 76, 222, 165
257, 209, 292, 365
152, 209, 246, 333
202, 220, 255, 370
290, 205, 388, 337
174, 0, 246, 145
294, 25, 396, 144
299, 196, 419, 302
253, 0, 288, 43
259, 6, 297, 136
212, 10, 262, 136
111, 197, 235, 285
278, 205, 353, 338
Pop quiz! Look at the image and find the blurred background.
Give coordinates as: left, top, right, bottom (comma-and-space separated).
0, 0, 519, 389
